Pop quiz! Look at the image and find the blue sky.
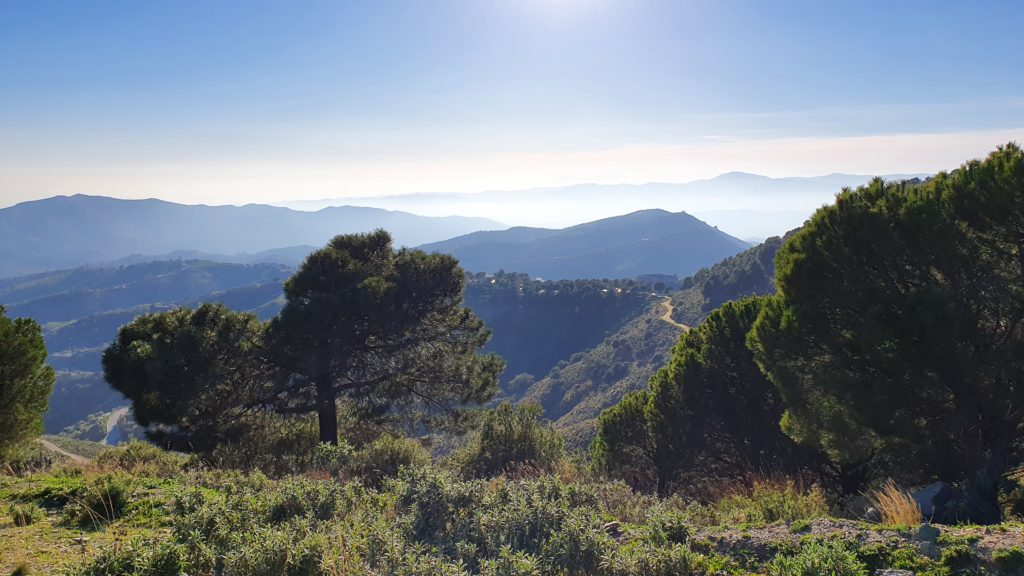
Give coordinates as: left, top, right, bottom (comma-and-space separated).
2, 0, 1023, 206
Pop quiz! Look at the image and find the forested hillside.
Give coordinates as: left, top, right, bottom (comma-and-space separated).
521, 234, 789, 448
463, 272, 652, 388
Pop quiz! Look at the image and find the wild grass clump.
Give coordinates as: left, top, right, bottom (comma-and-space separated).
713, 479, 828, 526
8, 501, 44, 526
765, 539, 867, 576
66, 473, 136, 528
867, 480, 922, 526
96, 441, 188, 477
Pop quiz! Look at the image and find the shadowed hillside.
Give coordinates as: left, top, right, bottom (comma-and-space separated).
420, 210, 750, 280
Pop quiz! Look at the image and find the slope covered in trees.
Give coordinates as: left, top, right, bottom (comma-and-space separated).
518, 234, 789, 449
463, 272, 653, 388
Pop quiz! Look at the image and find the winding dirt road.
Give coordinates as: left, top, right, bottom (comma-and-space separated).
659, 296, 689, 331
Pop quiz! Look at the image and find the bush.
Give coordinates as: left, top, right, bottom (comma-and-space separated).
714, 479, 828, 525
313, 441, 354, 477
96, 441, 187, 477
994, 547, 1024, 573
456, 402, 565, 478
1, 442, 55, 476
209, 415, 321, 477
349, 434, 430, 488
765, 539, 867, 576
68, 474, 135, 527
8, 502, 44, 526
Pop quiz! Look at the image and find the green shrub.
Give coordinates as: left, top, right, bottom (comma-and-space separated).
478, 546, 542, 576
349, 434, 430, 488
540, 509, 613, 575
714, 479, 828, 525
313, 441, 354, 476
1, 442, 55, 476
209, 415, 321, 477
765, 539, 867, 576
77, 540, 189, 576
8, 501, 44, 526
940, 543, 976, 570
96, 441, 187, 477
455, 402, 565, 478
600, 542, 719, 576
994, 547, 1024, 573
14, 468, 88, 507
68, 474, 135, 527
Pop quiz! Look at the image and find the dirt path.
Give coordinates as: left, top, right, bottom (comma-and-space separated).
36, 438, 90, 464
103, 407, 130, 445
659, 296, 689, 330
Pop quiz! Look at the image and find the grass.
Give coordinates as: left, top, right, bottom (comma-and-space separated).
867, 480, 922, 527
42, 436, 107, 460
3, 445, 1024, 575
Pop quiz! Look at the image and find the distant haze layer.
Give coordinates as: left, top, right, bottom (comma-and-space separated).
274, 172, 927, 239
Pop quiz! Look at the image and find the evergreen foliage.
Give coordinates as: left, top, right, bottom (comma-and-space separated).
750, 143, 1024, 521
593, 298, 803, 494
0, 305, 55, 457
266, 230, 504, 444
102, 304, 269, 451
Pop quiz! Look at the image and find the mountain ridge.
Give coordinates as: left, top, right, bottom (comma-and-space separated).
420, 210, 750, 280
0, 195, 506, 278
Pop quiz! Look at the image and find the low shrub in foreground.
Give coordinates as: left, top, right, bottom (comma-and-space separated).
8, 501, 44, 526
765, 539, 867, 576
96, 441, 189, 477
66, 473, 136, 528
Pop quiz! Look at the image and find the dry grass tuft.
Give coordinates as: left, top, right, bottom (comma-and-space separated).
868, 479, 922, 526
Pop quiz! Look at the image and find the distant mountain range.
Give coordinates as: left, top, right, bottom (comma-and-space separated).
0, 195, 505, 277
419, 209, 750, 280
276, 171, 928, 238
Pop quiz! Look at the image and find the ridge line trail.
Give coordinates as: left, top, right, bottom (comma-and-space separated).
659, 296, 689, 331
36, 438, 89, 464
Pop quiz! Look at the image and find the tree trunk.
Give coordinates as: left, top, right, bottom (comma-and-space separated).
316, 373, 338, 445
964, 448, 1008, 524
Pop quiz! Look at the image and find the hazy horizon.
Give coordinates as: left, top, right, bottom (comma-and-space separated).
3, 1, 1023, 209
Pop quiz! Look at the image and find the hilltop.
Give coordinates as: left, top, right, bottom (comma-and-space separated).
420, 210, 750, 280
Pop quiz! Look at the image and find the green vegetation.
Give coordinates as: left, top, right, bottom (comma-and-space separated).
0, 306, 55, 458
524, 305, 682, 449
463, 271, 652, 388
104, 230, 503, 448
750, 144, 1024, 521
6, 147, 1024, 571
593, 298, 805, 494
5, 451, 1024, 575
455, 402, 565, 478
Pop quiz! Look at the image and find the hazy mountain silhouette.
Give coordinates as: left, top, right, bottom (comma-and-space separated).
419, 209, 750, 280
0, 195, 505, 277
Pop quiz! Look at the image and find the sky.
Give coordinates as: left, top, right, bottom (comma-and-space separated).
1, 0, 1023, 208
